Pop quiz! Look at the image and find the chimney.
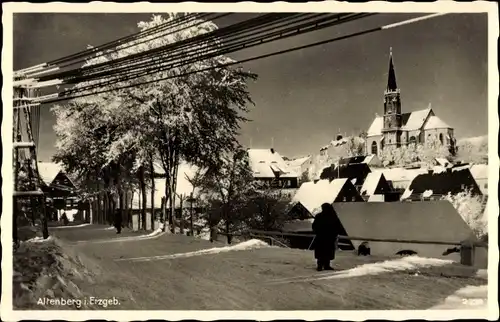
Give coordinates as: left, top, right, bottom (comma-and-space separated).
428, 169, 434, 175
270, 148, 275, 154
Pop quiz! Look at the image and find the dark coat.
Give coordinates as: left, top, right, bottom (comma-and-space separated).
312, 204, 341, 260
114, 210, 122, 228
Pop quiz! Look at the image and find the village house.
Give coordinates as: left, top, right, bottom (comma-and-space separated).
285, 155, 312, 182
247, 148, 299, 188
366, 49, 457, 157
359, 172, 399, 202
36, 161, 80, 221
400, 166, 482, 201
469, 163, 488, 195
288, 178, 363, 220
319, 162, 372, 191
282, 201, 485, 268
130, 162, 201, 231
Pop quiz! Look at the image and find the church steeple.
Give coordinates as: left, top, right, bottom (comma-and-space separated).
382, 47, 403, 148
386, 47, 398, 92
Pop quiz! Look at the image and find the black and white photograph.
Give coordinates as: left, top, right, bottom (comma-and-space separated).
1, 2, 498, 320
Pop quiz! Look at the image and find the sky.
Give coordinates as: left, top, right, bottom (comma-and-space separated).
13, 12, 488, 161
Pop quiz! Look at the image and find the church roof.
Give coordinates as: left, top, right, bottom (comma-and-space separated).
423, 115, 451, 130
367, 116, 383, 137
401, 108, 433, 131
367, 108, 437, 136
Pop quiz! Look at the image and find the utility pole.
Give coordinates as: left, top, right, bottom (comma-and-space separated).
13, 75, 48, 242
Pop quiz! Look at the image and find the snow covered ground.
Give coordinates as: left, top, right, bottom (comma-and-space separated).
268, 256, 454, 285
115, 239, 270, 262
430, 285, 488, 310
22, 236, 55, 243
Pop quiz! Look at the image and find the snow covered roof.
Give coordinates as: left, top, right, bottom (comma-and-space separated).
362, 154, 376, 164
247, 148, 298, 179
367, 116, 383, 137
435, 158, 452, 168
424, 115, 451, 130
401, 108, 432, 131
367, 108, 435, 135
360, 172, 383, 196
371, 167, 428, 184
292, 179, 348, 215
131, 162, 200, 209
330, 138, 348, 147
37, 162, 64, 186
469, 164, 488, 179
287, 156, 311, 167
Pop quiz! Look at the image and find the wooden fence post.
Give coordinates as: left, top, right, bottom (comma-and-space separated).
460, 241, 475, 266
189, 192, 194, 237
179, 196, 184, 234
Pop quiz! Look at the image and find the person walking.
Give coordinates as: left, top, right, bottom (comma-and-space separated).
312, 203, 341, 271
114, 209, 122, 234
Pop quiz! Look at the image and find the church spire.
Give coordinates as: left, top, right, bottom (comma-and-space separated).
387, 47, 398, 92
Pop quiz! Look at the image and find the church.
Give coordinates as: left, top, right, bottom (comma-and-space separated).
366, 49, 457, 157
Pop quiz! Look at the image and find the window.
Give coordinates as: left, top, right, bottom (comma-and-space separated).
371, 141, 378, 155
461, 184, 465, 190
409, 136, 416, 145
485, 183, 488, 189
352, 196, 356, 201
343, 197, 347, 202
439, 133, 444, 145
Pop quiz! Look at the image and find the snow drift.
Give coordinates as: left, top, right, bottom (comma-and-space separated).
430, 284, 488, 310
116, 239, 270, 262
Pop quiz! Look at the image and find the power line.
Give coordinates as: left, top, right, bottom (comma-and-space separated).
35, 13, 290, 82
14, 12, 207, 75
40, 13, 448, 104
66, 13, 314, 82
54, 13, 232, 71
54, 13, 329, 86
53, 13, 370, 96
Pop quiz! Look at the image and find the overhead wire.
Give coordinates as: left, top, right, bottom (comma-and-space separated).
14, 12, 208, 75
40, 12, 448, 104
35, 13, 289, 82
66, 13, 311, 80
33, 13, 363, 95
57, 13, 373, 96
53, 12, 231, 71
55, 13, 322, 85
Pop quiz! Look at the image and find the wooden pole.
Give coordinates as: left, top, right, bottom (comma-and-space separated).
179, 196, 184, 234
189, 192, 194, 237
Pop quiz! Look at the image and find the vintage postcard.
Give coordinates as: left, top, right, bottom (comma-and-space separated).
1, 1, 498, 321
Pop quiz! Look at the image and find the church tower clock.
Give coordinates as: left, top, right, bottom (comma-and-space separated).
382, 48, 403, 148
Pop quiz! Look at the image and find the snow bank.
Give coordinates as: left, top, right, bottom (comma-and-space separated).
430, 285, 488, 310
145, 223, 165, 237
422, 190, 433, 198
302, 256, 453, 283
51, 223, 91, 229
400, 189, 412, 201
23, 236, 55, 243
117, 239, 270, 262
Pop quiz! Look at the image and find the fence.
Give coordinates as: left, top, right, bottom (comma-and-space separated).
217, 229, 487, 267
